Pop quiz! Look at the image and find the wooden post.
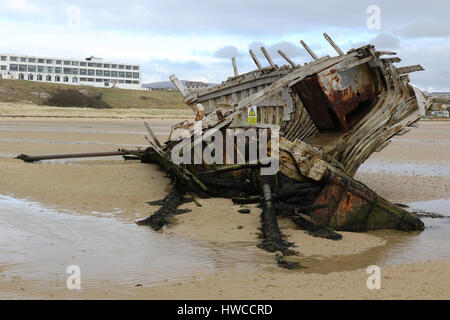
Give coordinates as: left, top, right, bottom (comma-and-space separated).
323, 33, 344, 56
260, 47, 276, 68
300, 40, 319, 60
249, 49, 263, 70
144, 122, 162, 148
277, 49, 297, 68
231, 57, 239, 76
169, 74, 188, 97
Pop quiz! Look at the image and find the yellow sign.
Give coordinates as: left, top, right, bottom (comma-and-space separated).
247, 106, 257, 124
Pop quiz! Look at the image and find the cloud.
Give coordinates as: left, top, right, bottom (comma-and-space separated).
213, 46, 242, 59
4, 0, 37, 11
371, 34, 400, 49
394, 18, 450, 38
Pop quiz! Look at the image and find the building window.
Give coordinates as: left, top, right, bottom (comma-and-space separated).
46, 66, 53, 73
10, 56, 18, 61
56, 60, 62, 65
63, 68, 72, 74
119, 72, 125, 78
96, 63, 102, 68
126, 72, 132, 78
64, 61, 71, 65
28, 74, 34, 80
88, 62, 94, 67
133, 72, 139, 79
111, 71, 117, 77
28, 65, 36, 72
96, 70, 103, 76
72, 61, 79, 66
1, 65, 6, 70
72, 77, 78, 83
1, 56, 6, 61
46, 59, 53, 64
37, 66, 44, 73
119, 65, 125, 69
80, 77, 86, 82
63, 76, 69, 82
133, 66, 139, 70
55, 67, 62, 74
55, 75, 60, 82
29, 58, 36, 63
118, 80, 124, 84
37, 74, 43, 81
80, 62, 86, 66
18, 73, 25, 80
80, 69, 87, 75
104, 64, 110, 68
126, 80, 131, 84
87, 78, 94, 82
88, 70, 94, 76
20, 57, 27, 62
46, 75, 52, 81
95, 78, 102, 82
10, 64, 18, 71
72, 68, 79, 75
111, 64, 117, 69
37, 59, 45, 63
104, 71, 110, 76
104, 82, 109, 86
133, 81, 139, 84
126, 65, 132, 70
19, 65, 27, 71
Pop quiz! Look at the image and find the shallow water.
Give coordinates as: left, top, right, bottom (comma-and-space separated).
0, 194, 215, 289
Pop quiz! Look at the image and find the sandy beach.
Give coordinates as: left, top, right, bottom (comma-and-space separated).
0, 112, 449, 299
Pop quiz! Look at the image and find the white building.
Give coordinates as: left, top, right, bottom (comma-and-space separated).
0, 53, 141, 90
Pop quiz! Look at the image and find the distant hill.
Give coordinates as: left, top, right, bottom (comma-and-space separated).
143, 80, 217, 90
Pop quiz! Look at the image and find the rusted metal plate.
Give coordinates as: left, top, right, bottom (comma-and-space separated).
293, 58, 378, 131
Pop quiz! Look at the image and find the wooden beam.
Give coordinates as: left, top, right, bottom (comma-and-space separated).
300, 40, 319, 60
260, 46, 276, 68
231, 56, 239, 77
323, 33, 344, 56
277, 49, 297, 68
144, 122, 162, 148
396, 65, 424, 75
249, 49, 263, 70
169, 74, 188, 97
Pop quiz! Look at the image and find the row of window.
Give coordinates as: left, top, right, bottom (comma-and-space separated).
8, 64, 139, 78
1, 55, 139, 70
16, 73, 140, 85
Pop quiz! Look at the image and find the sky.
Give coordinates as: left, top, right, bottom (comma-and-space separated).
0, 0, 449, 91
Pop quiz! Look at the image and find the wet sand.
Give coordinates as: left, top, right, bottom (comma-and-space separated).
0, 117, 449, 299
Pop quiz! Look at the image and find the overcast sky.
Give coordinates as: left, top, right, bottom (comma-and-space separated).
1, 0, 449, 91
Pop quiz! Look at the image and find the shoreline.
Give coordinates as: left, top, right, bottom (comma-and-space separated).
0, 117, 449, 299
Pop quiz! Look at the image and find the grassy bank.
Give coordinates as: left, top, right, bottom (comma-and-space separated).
0, 78, 188, 109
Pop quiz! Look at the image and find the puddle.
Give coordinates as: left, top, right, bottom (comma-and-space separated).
0, 195, 215, 289
358, 161, 450, 176
0, 194, 271, 297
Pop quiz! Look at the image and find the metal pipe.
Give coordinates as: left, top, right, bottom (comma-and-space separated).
16, 151, 128, 163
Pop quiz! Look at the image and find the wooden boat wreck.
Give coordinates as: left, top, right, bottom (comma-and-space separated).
137, 34, 431, 266
17, 33, 430, 268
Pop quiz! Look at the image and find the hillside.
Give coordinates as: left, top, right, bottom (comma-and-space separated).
0, 78, 188, 110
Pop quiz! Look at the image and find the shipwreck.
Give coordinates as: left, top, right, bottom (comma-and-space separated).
17, 33, 432, 268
